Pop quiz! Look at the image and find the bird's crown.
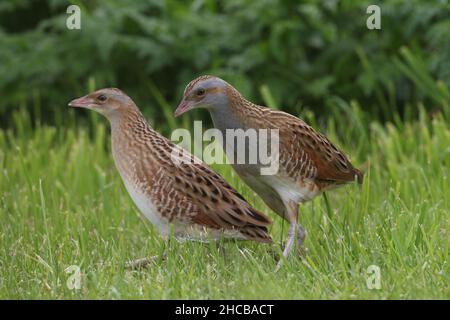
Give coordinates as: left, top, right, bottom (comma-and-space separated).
94, 87, 126, 96
183, 75, 224, 96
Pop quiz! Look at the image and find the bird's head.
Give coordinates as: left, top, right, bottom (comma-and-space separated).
68, 88, 135, 118
175, 75, 229, 117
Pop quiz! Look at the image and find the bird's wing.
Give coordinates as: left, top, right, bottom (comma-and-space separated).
154, 144, 272, 243
263, 109, 363, 184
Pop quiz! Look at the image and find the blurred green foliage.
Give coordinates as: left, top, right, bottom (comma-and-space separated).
0, 0, 449, 126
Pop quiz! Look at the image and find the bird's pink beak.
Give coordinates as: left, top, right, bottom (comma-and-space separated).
68, 96, 94, 108
174, 99, 194, 117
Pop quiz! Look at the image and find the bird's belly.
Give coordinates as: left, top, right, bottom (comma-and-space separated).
264, 176, 319, 203
122, 179, 170, 237
236, 166, 319, 204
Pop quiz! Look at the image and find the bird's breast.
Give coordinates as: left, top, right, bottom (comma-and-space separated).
111, 135, 170, 236
121, 175, 170, 237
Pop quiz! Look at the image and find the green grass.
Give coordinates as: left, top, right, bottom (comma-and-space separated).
0, 102, 448, 299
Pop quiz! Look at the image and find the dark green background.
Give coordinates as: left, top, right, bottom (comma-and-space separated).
1, 0, 449, 128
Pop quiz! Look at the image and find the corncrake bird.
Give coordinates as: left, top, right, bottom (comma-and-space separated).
175, 76, 363, 269
68, 88, 272, 250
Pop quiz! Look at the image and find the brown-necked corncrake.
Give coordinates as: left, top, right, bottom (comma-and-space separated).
175, 76, 363, 270
68, 88, 272, 265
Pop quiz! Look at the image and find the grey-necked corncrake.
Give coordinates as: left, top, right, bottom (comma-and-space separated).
175, 76, 363, 270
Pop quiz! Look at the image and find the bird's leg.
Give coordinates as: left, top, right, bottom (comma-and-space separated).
296, 206, 306, 250
275, 223, 297, 271
214, 240, 227, 257
275, 201, 299, 272
296, 223, 306, 253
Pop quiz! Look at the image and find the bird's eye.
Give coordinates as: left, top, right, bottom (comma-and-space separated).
196, 88, 206, 96
97, 94, 107, 102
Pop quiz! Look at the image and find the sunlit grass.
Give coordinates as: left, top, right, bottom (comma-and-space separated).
0, 101, 448, 299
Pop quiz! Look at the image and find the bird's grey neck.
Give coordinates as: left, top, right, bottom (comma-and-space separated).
208, 101, 264, 172
209, 103, 245, 133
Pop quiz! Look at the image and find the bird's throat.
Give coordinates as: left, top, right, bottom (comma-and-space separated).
209, 105, 245, 133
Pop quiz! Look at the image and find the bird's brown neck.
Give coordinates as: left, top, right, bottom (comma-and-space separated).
108, 104, 143, 126
214, 85, 266, 129
108, 106, 166, 179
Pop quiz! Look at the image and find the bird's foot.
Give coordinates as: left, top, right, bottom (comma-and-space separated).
275, 223, 307, 271
125, 256, 161, 270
